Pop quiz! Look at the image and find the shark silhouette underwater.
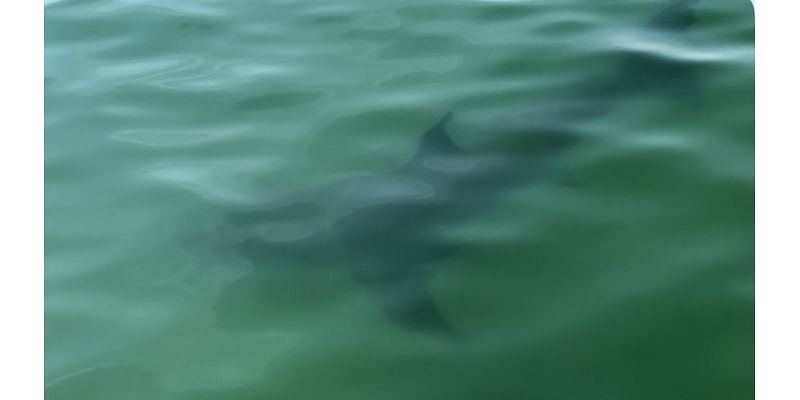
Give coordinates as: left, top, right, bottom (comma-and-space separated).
214, 0, 703, 337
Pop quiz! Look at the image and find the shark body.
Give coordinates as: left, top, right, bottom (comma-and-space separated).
219, 0, 702, 337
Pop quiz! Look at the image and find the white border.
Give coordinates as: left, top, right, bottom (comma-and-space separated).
0, 1, 43, 400
0, 0, 774, 399
756, 1, 800, 399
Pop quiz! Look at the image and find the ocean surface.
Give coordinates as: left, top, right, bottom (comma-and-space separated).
44, 0, 754, 399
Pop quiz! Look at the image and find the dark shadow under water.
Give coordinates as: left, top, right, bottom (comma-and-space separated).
212, 0, 705, 339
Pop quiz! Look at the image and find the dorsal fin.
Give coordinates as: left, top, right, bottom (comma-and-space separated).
394, 111, 469, 176
398, 112, 464, 174
418, 111, 459, 155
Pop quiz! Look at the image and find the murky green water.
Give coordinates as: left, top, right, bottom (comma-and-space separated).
45, 0, 753, 399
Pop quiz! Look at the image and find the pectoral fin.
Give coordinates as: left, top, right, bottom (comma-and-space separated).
354, 266, 458, 338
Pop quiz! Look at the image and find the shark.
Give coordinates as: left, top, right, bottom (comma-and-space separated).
216, 0, 703, 337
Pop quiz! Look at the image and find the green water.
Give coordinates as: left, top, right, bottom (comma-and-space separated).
45, 0, 754, 399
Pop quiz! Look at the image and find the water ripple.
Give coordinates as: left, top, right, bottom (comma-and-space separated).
46, 0, 753, 397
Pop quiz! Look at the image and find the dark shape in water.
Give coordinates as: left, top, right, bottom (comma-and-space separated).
331, 112, 467, 337
216, 0, 703, 337
648, 0, 699, 31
